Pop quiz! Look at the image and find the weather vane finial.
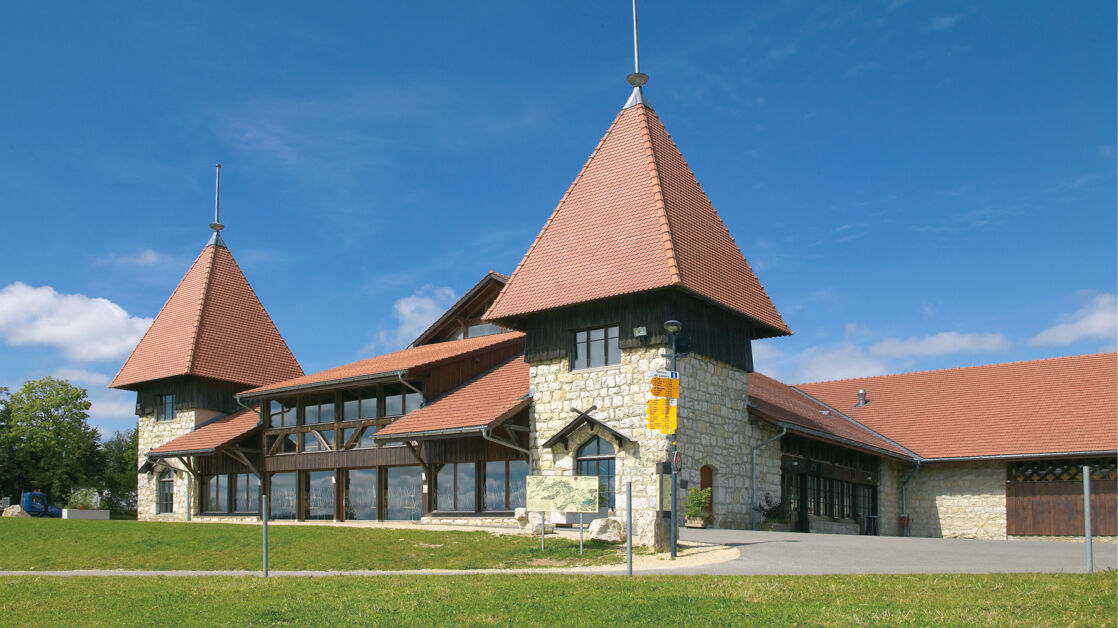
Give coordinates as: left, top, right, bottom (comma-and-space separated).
208, 164, 226, 247
624, 0, 649, 108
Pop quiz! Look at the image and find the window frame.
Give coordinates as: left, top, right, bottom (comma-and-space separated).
572, 325, 621, 370
154, 394, 175, 422
156, 470, 174, 514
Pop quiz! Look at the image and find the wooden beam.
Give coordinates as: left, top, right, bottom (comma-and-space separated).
226, 446, 262, 480
312, 429, 331, 451
177, 456, 200, 479
404, 441, 425, 466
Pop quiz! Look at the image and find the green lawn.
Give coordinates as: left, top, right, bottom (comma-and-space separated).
0, 518, 621, 571
0, 573, 1112, 626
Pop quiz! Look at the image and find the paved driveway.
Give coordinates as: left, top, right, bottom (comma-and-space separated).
670, 528, 1117, 575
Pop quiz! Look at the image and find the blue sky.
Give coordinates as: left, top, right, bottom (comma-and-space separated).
1, 1, 1114, 435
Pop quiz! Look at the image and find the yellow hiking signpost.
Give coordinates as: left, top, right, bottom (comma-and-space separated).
647, 369, 679, 434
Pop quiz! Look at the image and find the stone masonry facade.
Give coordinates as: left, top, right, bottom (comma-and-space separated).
530, 345, 780, 549
136, 408, 220, 521
880, 459, 1007, 539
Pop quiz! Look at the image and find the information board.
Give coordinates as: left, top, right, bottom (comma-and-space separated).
526, 476, 600, 513
646, 397, 678, 433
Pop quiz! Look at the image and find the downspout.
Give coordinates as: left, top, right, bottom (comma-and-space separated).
899, 459, 922, 535
750, 426, 787, 530
481, 426, 533, 475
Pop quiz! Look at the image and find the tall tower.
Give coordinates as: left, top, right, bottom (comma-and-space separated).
110, 167, 303, 520
485, 5, 789, 549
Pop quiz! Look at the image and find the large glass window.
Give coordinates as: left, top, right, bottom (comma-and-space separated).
385, 466, 422, 520
269, 398, 297, 428
155, 394, 175, 422
484, 459, 529, 511
205, 474, 228, 513
157, 470, 174, 513
303, 394, 335, 425
576, 437, 616, 509
384, 385, 404, 417
436, 462, 476, 512
344, 468, 378, 520
304, 471, 335, 521
358, 425, 377, 449
267, 432, 297, 455
573, 326, 620, 370
302, 429, 334, 453
234, 474, 260, 513
269, 472, 297, 520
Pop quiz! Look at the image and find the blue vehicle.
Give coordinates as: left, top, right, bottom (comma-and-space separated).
20, 491, 62, 517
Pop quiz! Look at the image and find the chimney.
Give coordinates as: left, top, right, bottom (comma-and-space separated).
855, 388, 867, 407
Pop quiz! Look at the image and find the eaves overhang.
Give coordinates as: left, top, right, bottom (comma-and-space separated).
918, 450, 1118, 463
237, 370, 409, 401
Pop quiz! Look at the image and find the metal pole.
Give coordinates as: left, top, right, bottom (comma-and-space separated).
261, 495, 269, 578
631, 0, 640, 75
626, 481, 633, 576
1083, 465, 1093, 573
213, 164, 222, 224
541, 511, 546, 551
670, 333, 678, 559
579, 512, 584, 555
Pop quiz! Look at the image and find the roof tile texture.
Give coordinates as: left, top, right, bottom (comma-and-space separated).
245, 332, 525, 396
377, 355, 529, 437
148, 407, 259, 455
111, 244, 303, 389
796, 353, 1118, 459
485, 105, 789, 335
749, 372, 912, 457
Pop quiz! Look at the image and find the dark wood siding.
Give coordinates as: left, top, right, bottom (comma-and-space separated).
264, 446, 418, 472
133, 375, 249, 416
521, 288, 756, 371
424, 436, 527, 465
425, 341, 525, 400
1007, 479, 1117, 536
196, 451, 256, 475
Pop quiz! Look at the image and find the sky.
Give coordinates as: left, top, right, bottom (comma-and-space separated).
0, 1, 1114, 436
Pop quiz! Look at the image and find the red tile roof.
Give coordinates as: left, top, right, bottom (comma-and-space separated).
110, 243, 303, 389
242, 332, 526, 397
796, 353, 1118, 460
376, 355, 529, 438
749, 372, 914, 458
484, 104, 789, 337
147, 407, 259, 457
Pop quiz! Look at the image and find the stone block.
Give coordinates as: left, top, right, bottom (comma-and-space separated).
588, 517, 626, 543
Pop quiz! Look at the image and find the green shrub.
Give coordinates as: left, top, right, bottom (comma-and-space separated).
65, 488, 98, 509
684, 487, 711, 519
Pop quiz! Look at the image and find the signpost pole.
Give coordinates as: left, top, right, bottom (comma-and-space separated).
669, 333, 679, 559
579, 513, 584, 555
1083, 465, 1093, 573
261, 494, 269, 578
541, 512, 546, 551
626, 481, 633, 576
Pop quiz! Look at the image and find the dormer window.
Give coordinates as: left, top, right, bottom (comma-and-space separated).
573, 326, 620, 370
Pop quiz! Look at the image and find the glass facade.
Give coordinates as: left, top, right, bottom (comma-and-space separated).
345, 468, 378, 520
483, 459, 528, 511
385, 466, 422, 520
436, 462, 476, 512
304, 470, 335, 520
269, 398, 297, 428
205, 474, 228, 512
269, 472, 297, 520
234, 474, 260, 513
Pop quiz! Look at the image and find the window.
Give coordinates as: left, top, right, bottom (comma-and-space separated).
358, 425, 377, 449
269, 398, 297, 428
269, 472, 297, 520
467, 322, 504, 338
303, 394, 335, 425
155, 394, 175, 422
384, 384, 404, 417
234, 474, 260, 513
267, 432, 297, 455
157, 470, 174, 513
344, 468, 378, 520
302, 429, 334, 453
385, 466, 422, 520
576, 436, 616, 509
484, 459, 528, 511
436, 462, 476, 512
573, 326, 620, 370
205, 475, 228, 513
303, 471, 335, 521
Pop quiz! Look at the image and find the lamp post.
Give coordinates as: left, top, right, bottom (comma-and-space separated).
664, 319, 682, 558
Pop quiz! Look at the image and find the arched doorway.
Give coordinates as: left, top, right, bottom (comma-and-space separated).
576, 436, 616, 510
701, 465, 714, 524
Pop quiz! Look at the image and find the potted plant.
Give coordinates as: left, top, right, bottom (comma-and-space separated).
684, 487, 711, 528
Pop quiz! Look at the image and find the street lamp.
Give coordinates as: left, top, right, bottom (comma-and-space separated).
663, 320, 682, 558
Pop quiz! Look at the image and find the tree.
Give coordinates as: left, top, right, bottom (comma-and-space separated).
3, 377, 102, 503
100, 427, 138, 513
0, 386, 12, 501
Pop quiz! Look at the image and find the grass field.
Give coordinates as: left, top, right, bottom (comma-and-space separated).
0, 518, 621, 570
0, 573, 1112, 626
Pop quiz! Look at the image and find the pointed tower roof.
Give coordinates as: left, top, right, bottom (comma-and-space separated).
110, 239, 303, 390
484, 103, 790, 337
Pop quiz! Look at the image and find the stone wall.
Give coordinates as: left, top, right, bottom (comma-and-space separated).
136, 408, 220, 521
530, 346, 671, 550
880, 460, 1007, 539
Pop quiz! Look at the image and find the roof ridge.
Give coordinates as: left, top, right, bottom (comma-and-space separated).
184, 244, 218, 375
795, 352, 1118, 386
484, 108, 627, 320
637, 105, 682, 285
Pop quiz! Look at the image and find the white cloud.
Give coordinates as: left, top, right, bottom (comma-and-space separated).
363, 285, 458, 353
751, 341, 787, 381
869, 331, 1010, 358
1029, 294, 1117, 348
115, 249, 171, 266
931, 14, 962, 30
0, 282, 152, 361
51, 368, 110, 387
797, 344, 890, 383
